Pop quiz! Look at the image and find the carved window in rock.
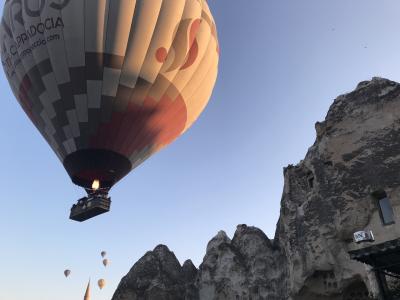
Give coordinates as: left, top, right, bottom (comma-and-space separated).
307, 172, 314, 190
343, 281, 372, 300
373, 191, 395, 226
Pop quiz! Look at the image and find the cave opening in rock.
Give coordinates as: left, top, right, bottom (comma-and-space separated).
307, 172, 315, 189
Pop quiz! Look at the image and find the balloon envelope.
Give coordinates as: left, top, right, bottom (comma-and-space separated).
64, 269, 71, 278
102, 259, 109, 267
101, 251, 107, 258
0, 0, 219, 190
98, 279, 106, 290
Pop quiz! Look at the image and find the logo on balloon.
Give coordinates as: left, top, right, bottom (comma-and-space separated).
1, 0, 71, 75
156, 18, 201, 72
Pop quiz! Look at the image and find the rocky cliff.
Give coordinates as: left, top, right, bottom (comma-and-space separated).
112, 245, 198, 300
113, 78, 400, 300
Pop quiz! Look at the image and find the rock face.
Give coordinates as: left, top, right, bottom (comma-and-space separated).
278, 77, 400, 300
112, 245, 198, 300
197, 227, 286, 300
113, 78, 400, 300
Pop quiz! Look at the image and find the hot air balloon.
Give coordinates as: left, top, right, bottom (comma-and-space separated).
64, 269, 71, 278
98, 279, 106, 290
1, 0, 219, 222
102, 259, 109, 267
101, 251, 107, 258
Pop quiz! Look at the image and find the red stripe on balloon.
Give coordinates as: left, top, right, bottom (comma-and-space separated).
123, 93, 187, 156
18, 76, 36, 123
89, 93, 187, 158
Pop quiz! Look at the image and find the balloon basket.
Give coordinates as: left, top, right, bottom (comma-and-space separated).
69, 194, 111, 222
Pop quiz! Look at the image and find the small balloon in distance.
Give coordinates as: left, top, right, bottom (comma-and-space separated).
64, 270, 71, 278
98, 279, 106, 290
102, 259, 109, 267
101, 251, 107, 258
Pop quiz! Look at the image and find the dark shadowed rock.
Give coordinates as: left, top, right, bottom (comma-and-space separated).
112, 245, 198, 300
114, 78, 400, 299
182, 260, 198, 282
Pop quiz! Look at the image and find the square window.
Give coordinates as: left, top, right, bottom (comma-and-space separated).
372, 190, 395, 226
378, 197, 395, 225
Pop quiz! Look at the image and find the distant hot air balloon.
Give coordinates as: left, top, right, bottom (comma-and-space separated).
98, 279, 106, 290
0, 0, 219, 222
101, 251, 107, 258
64, 269, 71, 278
102, 259, 109, 267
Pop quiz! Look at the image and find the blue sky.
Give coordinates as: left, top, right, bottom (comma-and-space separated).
2, 1, 400, 299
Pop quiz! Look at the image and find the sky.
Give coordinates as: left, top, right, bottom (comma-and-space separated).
2, 1, 400, 299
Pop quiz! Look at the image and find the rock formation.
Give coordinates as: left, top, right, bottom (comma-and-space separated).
112, 245, 198, 300
196, 226, 287, 300
113, 78, 400, 300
